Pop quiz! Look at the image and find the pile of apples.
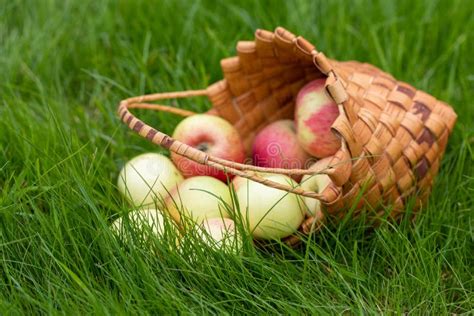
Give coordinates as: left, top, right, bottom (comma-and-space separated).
113, 79, 339, 252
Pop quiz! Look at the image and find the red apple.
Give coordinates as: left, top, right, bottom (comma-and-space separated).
295, 79, 341, 158
252, 119, 311, 181
171, 114, 245, 182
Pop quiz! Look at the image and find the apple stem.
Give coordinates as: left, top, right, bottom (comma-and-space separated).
196, 142, 209, 152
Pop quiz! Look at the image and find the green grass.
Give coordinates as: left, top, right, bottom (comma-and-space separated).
1, 0, 473, 314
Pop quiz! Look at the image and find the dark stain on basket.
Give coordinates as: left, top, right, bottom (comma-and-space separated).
133, 121, 144, 132
120, 109, 127, 120
160, 136, 175, 148
146, 129, 157, 141
397, 85, 416, 98
412, 101, 431, 121
417, 128, 435, 146
415, 157, 430, 180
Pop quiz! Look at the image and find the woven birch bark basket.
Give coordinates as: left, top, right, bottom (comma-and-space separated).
118, 27, 457, 245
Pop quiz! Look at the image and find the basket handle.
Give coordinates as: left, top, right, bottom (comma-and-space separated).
118, 87, 352, 201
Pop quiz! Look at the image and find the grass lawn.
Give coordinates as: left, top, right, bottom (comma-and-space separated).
1, 0, 473, 314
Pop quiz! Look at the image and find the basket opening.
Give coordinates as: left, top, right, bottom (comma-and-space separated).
211, 65, 330, 155
207, 28, 346, 162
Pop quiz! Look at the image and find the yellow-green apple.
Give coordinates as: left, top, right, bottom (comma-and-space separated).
117, 153, 183, 206
165, 176, 232, 224
111, 208, 179, 244
295, 79, 341, 158
198, 218, 243, 253
171, 114, 245, 182
233, 173, 305, 240
300, 158, 332, 217
252, 119, 311, 181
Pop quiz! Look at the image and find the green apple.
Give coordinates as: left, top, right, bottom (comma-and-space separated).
165, 176, 232, 224
233, 173, 305, 240
117, 153, 183, 206
300, 158, 332, 217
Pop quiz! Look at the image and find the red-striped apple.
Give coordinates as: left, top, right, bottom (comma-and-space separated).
295, 79, 341, 158
171, 114, 245, 182
252, 119, 311, 181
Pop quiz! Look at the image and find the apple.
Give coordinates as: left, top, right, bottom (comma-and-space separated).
233, 173, 305, 240
111, 208, 179, 244
117, 153, 183, 206
165, 176, 232, 224
252, 119, 311, 181
295, 79, 341, 158
198, 218, 243, 253
171, 114, 245, 182
300, 158, 332, 217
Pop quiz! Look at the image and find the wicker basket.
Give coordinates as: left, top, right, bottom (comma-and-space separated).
118, 27, 457, 245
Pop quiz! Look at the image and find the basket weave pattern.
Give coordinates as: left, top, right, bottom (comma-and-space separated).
118, 27, 457, 242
